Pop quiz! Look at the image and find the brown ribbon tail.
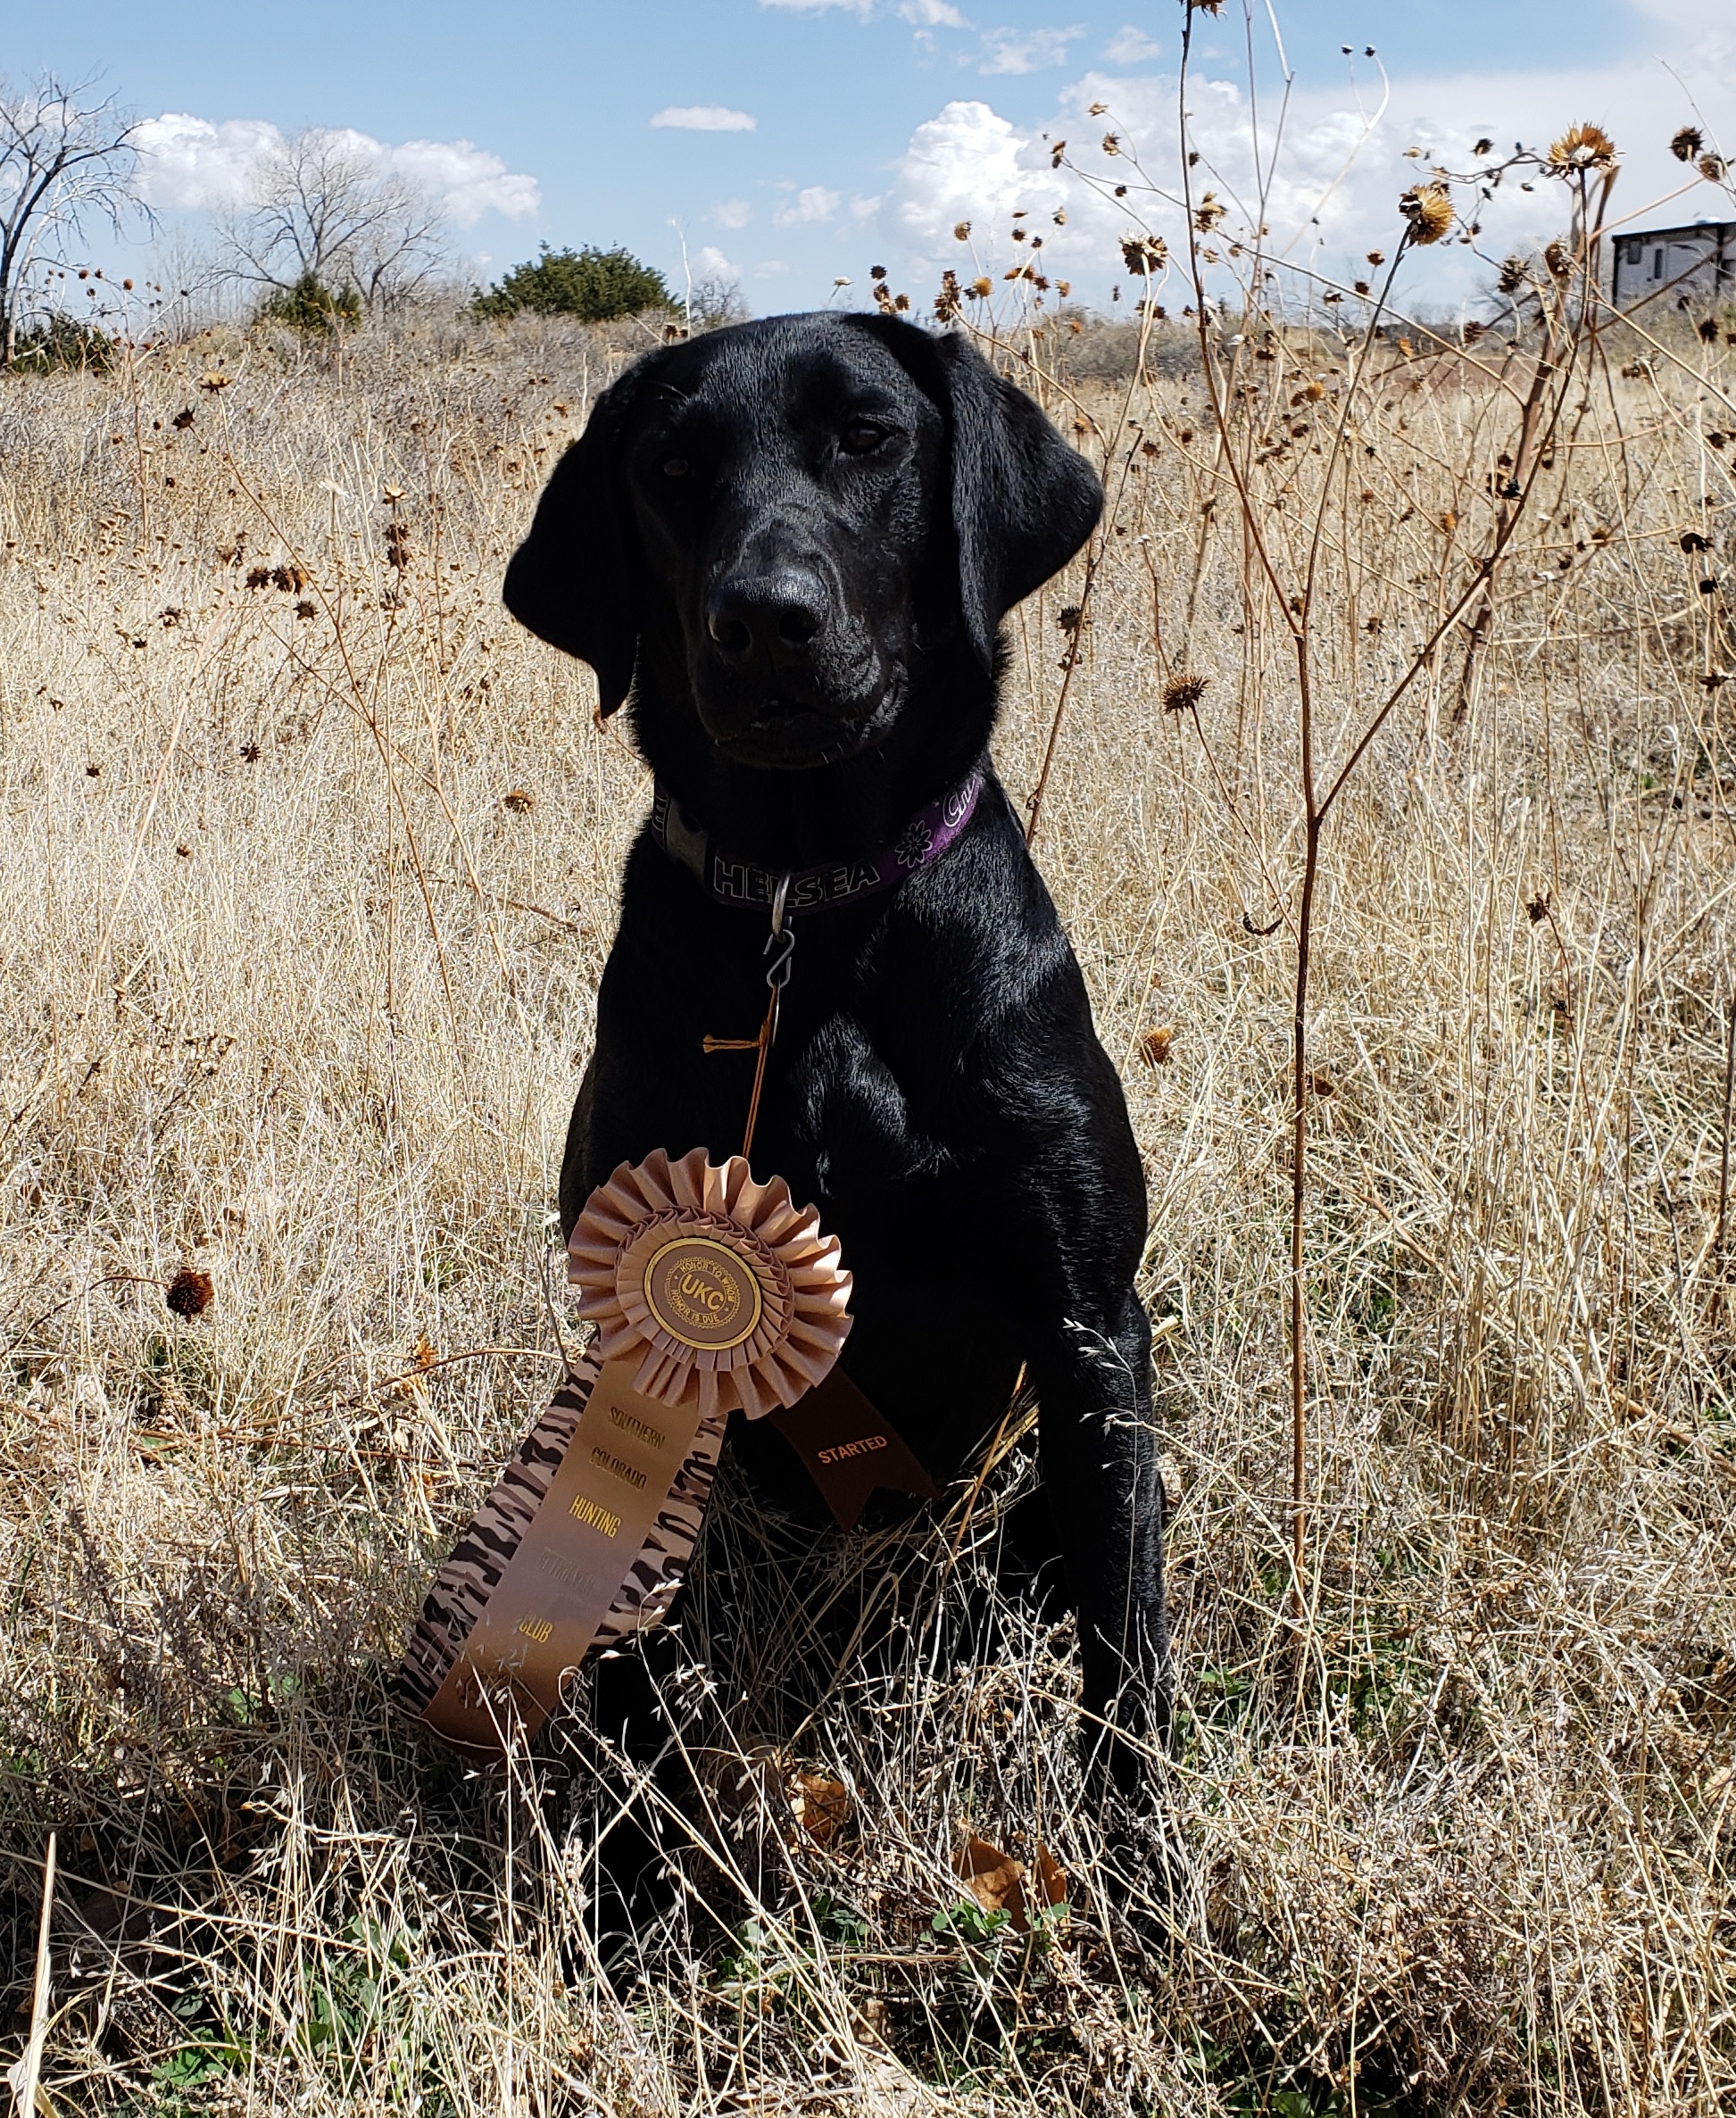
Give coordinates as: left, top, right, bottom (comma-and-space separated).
768, 1367, 938, 1532
416, 1362, 705, 1757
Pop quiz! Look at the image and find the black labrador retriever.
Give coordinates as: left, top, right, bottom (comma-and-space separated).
503, 311, 1166, 1921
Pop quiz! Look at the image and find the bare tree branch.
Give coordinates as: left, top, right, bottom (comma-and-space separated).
0, 74, 144, 365
220, 130, 449, 315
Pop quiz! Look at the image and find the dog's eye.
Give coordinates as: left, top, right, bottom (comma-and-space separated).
840, 421, 888, 456
661, 456, 689, 478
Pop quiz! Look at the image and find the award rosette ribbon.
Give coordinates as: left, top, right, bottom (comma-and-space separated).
399, 1149, 853, 1755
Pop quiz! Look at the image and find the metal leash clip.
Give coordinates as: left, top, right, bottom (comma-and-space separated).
763, 871, 795, 993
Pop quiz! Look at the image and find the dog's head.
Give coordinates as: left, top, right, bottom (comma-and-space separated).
503, 313, 1101, 773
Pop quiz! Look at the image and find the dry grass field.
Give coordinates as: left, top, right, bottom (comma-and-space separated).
2, 278, 1735, 2116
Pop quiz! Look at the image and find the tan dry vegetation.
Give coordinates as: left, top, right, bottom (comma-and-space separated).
1, 302, 1734, 2115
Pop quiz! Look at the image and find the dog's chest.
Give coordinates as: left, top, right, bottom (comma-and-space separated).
603, 886, 957, 1209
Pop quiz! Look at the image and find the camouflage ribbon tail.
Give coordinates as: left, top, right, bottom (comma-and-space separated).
768, 1366, 939, 1532
420, 1360, 703, 1755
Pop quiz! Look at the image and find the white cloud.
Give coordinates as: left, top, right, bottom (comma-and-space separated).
754, 259, 792, 278
652, 104, 757, 131
893, 100, 1067, 249
1104, 25, 1160, 64
980, 25, 1082, 75
134, 115, 278, 212
691, 244, 740, 282
900, 0, 970, 25
760, 0, 873, 12
712, 197, 753, 228
872, 12, 1736, 316
774, 185, 842, 226
382, 139, 540, 224
133, 113, 539, 225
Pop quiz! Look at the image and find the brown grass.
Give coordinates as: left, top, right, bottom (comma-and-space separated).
1, 290, 1734, 2116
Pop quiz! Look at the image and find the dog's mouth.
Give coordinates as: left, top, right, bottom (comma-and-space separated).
704, 682, 903, 771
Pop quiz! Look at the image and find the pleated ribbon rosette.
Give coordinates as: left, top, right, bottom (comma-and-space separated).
401, 1149, 853, 1756
566, 1147, 853, 1420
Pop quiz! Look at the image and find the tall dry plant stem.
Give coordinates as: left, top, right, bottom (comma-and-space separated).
1175, 12, 1608, 1628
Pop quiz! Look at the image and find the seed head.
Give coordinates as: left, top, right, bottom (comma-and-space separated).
1138, 1026, 1175, 1067
1546, 123, 1616, 174
1120, 234, 1168, 275
1670, 126, 1703, 163
1700, 154, 1728, 182
1498, 254, 1528, 294
1162, 671, 1208, 713
1400, 185, 1454, 245
953, 221, 970, 240
1544, 238, 1574, 280
166, 1267, 214, 1319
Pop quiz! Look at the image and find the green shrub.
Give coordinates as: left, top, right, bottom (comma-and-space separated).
8, 317, 116, 373
471, 243, 673, 323
258, 272, 362, 333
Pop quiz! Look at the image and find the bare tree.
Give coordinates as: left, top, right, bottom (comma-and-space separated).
221, 129, 448, 315
0, 76, 142, 366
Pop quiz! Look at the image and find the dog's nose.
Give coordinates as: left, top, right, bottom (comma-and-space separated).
705, 569, 828, 661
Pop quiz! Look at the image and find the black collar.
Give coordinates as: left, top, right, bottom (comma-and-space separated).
648, 767, 985, 916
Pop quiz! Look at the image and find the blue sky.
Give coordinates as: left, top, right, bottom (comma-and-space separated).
20, 0, 1735, 316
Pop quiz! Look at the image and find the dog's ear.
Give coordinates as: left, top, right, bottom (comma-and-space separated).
928, 329, 1103, 672
502, 371, 642, 715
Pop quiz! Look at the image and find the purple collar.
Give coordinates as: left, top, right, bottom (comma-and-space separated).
650, 767, 984, 916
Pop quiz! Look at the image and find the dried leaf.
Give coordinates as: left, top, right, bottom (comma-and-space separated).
790, 1771, 851, 1848
954, 1832, 1026, 1918
952, 1832, 1067, 1933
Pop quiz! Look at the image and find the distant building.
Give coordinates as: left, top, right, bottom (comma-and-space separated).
1610, 220, 1734, 308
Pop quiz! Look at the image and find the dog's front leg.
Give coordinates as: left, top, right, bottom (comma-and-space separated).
1026, 1287, 1169, 1800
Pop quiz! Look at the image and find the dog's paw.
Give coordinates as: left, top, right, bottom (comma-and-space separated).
1078, 1812, 1194, 1963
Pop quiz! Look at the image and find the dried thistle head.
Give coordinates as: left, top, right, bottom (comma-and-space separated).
502, 789, 534, 814
1671, 126, 1704, 163
1400, 185, 1454, 245
165, 1267, 214, 1319
1544, 238, 1574, 280
952, 220, 970, 240
1193, 192, 1225, 233
1161, 672, 1208, 713
1498, 254, 1529, 294
1700, 154, 1728, 182
1546, 123, 1616, 174
1120, 234, 1168, 275
1138, 1026, 1175, 1067
969, 276, 993, 299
